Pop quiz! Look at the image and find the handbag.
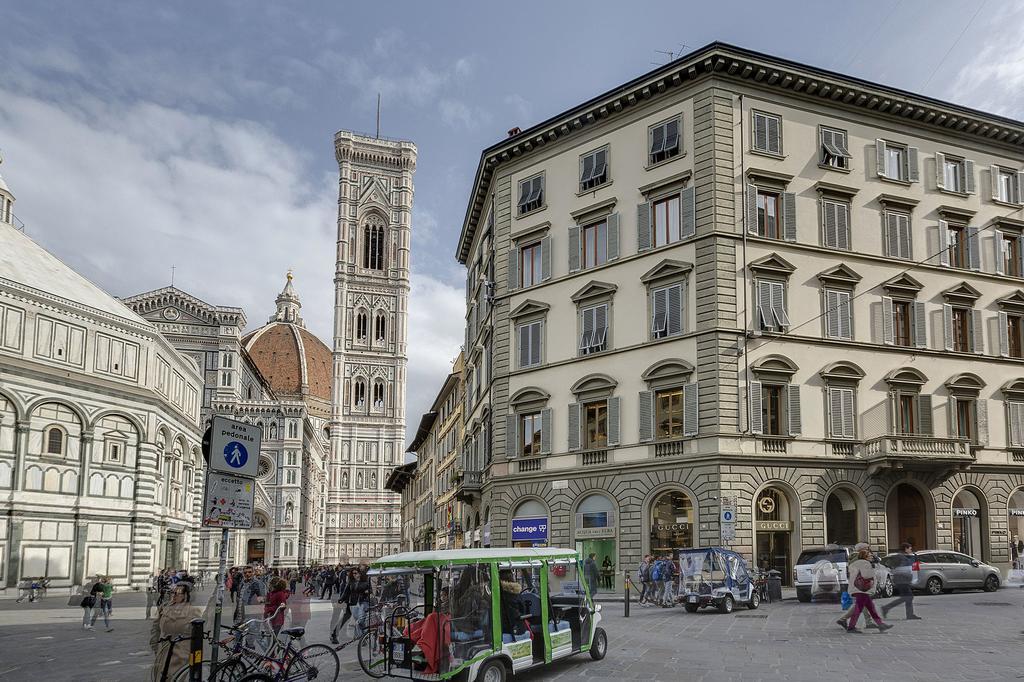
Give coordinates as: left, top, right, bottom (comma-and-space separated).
853, 574, 874, 592
80, 595, 96, 608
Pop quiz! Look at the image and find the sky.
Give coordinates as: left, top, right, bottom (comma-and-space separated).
0, 0, 1020, 440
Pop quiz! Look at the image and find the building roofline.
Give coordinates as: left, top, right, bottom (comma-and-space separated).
427, 371, 460, 414
455, 41, 1024, 263
406, 411, 439, 453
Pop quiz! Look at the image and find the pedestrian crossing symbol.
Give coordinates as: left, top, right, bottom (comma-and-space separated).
223, 441, 248, 469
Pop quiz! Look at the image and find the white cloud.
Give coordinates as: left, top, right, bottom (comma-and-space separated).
948, 10, 1024, 116
406, 272, 465, 426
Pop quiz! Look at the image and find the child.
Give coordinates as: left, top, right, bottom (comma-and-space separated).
264, 577, 290, 636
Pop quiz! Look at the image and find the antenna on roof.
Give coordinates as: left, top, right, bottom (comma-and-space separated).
651, 43, 690, 66
376, 93, 381, 139
171, 265, 176, 287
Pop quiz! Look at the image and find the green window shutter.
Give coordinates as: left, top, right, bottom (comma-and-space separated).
898, 214, 912, 259
828, 387, 845, 438
683, 383, 698, 437
1000, 311, 1010, 357
782, 192, 797, 242
680, 186, 696, 238
943, 304, 954, 351
607, 396, 620, 447
913, 301, 928, 349
825, 289, 840, 338
770, 282, 790, 328
917, 394, 933, 436
579, 307, 595, 354
964, 159, 976, 194
822, 200, 838, 248
995, 230, 1005, 275
506, 414, 518, 458
757, 280, 772, 331
885, 213, 899, 257
637, 202, 651, 252
746, 185, 759, 234
568, 225, 580, 272
540, 236, 551, 281
567, 403, 581, 452
638, 391, 654, 442
972, 308, 985, 354
935, 152, 946, 190
967, 226, 981, 271
938, 219, 950, 266
531, 322, 542, 366
875, 139, 887, 177
766, 115, 781, 154
667, 284, 683, 335
753, 112, 768, 151
749, 381, 763, 434
517, 324, 529, 369
977, 398, 989, 446
540, 408, 552, 455
908, 147, 920, 183
881, 296, 894, 345
787, 384, 802, 436
606, 212, 620, 261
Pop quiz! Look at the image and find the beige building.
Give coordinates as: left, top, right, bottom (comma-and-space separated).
454, 42, 1024, 593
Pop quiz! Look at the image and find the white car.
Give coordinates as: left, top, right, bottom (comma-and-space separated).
794, 546, 893, 602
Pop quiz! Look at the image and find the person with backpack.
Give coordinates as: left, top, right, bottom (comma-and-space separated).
650, 556, 664, 605
661, 556, 677, 607
882, 541, 922, 621
637, 555, 652, 606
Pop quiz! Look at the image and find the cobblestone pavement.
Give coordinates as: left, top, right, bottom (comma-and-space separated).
1, 586, 1023, 681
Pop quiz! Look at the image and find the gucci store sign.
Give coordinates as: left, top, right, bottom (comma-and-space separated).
654, 523, 691, 532
756, 521, 793, 531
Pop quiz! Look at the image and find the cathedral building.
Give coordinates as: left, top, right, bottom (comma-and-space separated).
0, 159, 204, 591
125, 274, 329, 569
326, 131, 416, 563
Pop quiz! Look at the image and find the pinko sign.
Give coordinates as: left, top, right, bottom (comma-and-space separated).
511, 516, 549, 542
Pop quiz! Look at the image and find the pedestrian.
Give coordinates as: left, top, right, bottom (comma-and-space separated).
264, 577, 290, 636
836, 543, 877, 629
882, 541, 922, 621
288, 585, 311, 647
90, 575, 115, 631
583, 553, 600, 596
601, 556, 614, 590
149, 582, 201, 682
146, 571, 160, 620
233, 564, 266, 626
843, 547, 892, 633
637, 555, 652, 606
80, 579, 100, 629
288, 569, 298, 594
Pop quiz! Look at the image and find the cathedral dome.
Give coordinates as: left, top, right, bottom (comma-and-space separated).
242, 273, 333, 405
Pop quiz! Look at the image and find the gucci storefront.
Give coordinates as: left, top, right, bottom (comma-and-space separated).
754, 487, 796, 585
649, 490, 695, 558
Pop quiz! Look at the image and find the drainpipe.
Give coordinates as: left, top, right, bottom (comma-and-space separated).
739, 94, 752, 434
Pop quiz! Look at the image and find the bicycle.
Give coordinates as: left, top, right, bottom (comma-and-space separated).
211, 605, 340, 682
752, 569, 772, 604
356, 599, 424, 679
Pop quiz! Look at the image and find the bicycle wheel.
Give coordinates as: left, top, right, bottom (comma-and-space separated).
356, 630, 386, 679
236, 674, 274, 682
284, 643, 339, 682
212, 658, 251, 682
171, 661, 211, 682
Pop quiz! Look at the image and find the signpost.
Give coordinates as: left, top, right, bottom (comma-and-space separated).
203, 416, 261, 673
721, 496, 736, 544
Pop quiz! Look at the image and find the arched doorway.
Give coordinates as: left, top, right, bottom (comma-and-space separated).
510, 499, 549, 548
247, 539, 266, 564
887, 483, 929, 551
754, 487, 796, 584
825, 486, 862, 546
951, 488, 986, 559
574, 493, 618, 593
649, 489, 695, 558
1009, 489, 1024, 569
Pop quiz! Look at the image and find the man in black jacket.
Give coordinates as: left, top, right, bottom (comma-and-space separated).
882, 542, 921, 620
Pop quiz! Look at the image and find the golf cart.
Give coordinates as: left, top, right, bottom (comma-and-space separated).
362, 547, 607, 681
676, 547, 760, 613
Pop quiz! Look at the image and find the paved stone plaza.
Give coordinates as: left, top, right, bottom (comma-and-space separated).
1, 587, 1022, 681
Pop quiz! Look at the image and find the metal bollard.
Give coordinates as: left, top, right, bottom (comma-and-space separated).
189, 618, 204, 682
623, 571, 630, 618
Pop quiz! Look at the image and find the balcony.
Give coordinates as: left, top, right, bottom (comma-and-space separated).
455, 470, 482, 503
517, 457, 542, 473
863, 435, 975, 475
757, 437, 790, 454
654, 439, 687, 458
580, 450, 608, 466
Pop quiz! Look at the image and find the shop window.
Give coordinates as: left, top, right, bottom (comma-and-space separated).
649, 490, 693, 557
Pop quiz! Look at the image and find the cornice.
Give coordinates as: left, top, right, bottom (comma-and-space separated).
457, 41, 1024, 264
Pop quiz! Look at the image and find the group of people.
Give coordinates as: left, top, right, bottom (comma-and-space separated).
79, 575, 115, 631
582, 554, 616, 593
145, 568, 201, 619
636, 554, 679, 607
836, 541, 920, 632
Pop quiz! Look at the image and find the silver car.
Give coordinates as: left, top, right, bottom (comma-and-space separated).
881, 550, 1001, 595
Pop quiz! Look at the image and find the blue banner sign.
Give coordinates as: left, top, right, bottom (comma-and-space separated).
511, 516, 548, 541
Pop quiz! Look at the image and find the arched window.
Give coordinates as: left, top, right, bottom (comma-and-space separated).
46, 427, 64, 455
363, 220, 385, 270
356, 311, 368, 341
374, 313, 387, 342
354, 379, 366, 408
373, 381, 386, 409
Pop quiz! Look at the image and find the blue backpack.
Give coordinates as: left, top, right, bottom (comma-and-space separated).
651, 560, 663, 581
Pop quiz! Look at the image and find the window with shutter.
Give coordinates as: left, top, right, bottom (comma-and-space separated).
580, 147, 609, 191
756, 189, 782, 239
638, 391, 654, 442
828, 387, 857, 439
517, 321, 543, 368
579, 304, 608, 355
520, 412, 543, 457
885, 211, 912, 259
580, 219, 608, 269
518, 175, 544, 214
820, 126, 851, 169
655, 388, 684, 440
649, 117, 681, 165
584, 400, 608, 448
651, 284, 683, 339
1009, 401, 1024, 447
761, 383, 787, 436
752, 111, 782, 154
519, 241, 543, 288
652, 194, 681, 247
824, 288, 852, 340
883, 143, 909, 181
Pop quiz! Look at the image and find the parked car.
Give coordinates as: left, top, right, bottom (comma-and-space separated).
880, 550, 1000, 595
794, 546, 893, 602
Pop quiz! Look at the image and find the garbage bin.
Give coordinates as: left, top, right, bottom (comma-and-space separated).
767, 570, 783, 602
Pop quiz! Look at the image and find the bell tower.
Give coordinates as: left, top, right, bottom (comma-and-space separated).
328, 131, 416, 563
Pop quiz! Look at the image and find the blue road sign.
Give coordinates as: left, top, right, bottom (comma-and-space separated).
223, 441, 249, 469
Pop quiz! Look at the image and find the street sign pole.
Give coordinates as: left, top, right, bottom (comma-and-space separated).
210, 526, 229, 672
